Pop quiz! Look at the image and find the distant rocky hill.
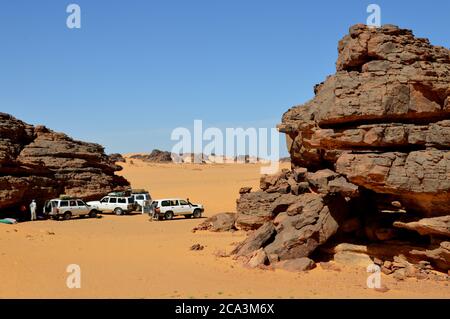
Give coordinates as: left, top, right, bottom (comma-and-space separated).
126, 150, 272, 164
129, 149, 173, 163
173, 153, 267, 164
0, 113, 129, 215
207, 24, 450, 278
109, 153, 126, 163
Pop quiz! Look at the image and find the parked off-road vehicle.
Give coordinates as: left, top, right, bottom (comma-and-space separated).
130, 189, 152, 211
44, 197, 98, 220
152, 198, 204, 220
87, 194, 137, 215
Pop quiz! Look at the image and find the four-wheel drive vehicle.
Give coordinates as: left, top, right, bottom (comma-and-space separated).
44, 198, 98, 220
131, 189, 152, 210
152, 198, 204, 220
87, 196, 137, 215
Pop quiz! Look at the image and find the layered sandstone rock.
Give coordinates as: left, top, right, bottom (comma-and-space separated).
226, 25, 450, 274
232, 168, 357, 266
0, 113, 129, 214
394, 216, 450, 238
279, 24, 450, 217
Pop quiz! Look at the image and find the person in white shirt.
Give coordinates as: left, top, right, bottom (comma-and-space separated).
30, 200, 37, 221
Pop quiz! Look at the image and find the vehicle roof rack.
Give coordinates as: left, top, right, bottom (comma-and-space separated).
59, 195, 77, 200
108, 191, 128, 197
131, 189, 148, 194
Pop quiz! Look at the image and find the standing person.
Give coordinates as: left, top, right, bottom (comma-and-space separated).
30, 200, 37, 221
149, 201, 158, 221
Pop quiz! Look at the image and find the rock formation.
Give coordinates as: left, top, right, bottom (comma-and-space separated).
109, 153, 126, 163
0, 113, 129, 216
193, 212, 237, 232
279, 24, 450, 218
129, 149, 173, 163
202, 25, 450, 277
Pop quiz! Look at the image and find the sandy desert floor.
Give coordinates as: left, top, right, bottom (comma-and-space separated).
0, 160, 449, 298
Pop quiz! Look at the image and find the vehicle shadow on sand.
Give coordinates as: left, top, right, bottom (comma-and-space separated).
150, 216, 207, 222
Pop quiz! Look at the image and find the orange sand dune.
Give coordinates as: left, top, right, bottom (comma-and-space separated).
0, 160, 448, 298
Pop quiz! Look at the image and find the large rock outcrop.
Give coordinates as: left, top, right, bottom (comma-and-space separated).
227, 25, 450, 275
0, 113, 129, 214
232, 169, 357, 262
279, 24, 450, 217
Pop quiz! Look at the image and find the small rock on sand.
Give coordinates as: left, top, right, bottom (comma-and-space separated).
276, 257, 316, 272
190, 244, 205, 251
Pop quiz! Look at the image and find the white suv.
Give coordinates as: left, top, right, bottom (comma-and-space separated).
87, 195, 137, 215
131, 190, 152, 211
44, 198, 98, 220
152, 198, 204, 220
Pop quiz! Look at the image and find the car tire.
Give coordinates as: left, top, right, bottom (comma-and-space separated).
89, 210, 98, 218
193, 209, 202, 218
164, 211, 174, 220
184, 214, 192, 219
114, 208, 124, 216
63, 212, 72, 220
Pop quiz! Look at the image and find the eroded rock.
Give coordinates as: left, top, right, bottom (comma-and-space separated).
223, 24, 450, 275
276, 257, 316, 272
410, 242, 450, 271
279, 24, 450, 218
193, 213, 237, 232
232, 222, 276, 257
0, 113, 129, 215
394, 216, 450, 238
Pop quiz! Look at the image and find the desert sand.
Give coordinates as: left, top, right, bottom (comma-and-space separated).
0, 160, 449, 298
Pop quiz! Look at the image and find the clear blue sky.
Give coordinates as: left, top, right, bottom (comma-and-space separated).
1, 0, 449, 154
